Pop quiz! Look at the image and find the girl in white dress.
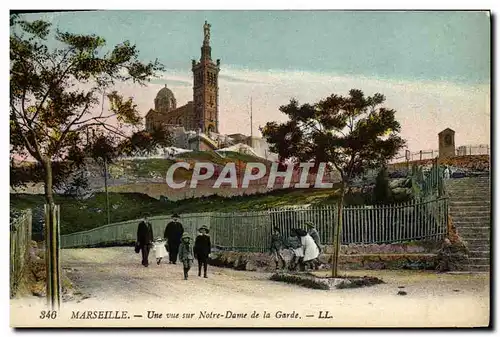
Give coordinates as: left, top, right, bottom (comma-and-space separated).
152, 237, 168, 265
293, 228, 320, 271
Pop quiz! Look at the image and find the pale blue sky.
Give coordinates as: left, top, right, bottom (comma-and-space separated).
20, 10, 490, 84
16, 10, 491, 151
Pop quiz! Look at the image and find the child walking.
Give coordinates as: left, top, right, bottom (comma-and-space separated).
152, 237, 168, 265
178, 233, 194, 280
194, 225, 211, 278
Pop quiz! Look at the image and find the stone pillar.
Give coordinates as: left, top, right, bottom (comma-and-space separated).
438, 128, 456, 159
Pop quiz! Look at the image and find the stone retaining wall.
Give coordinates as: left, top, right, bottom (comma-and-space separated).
208, 240, 441, 272
326, 240, 441, 255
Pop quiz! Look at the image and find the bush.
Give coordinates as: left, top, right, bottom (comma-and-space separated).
270, 273, 330, 290
373, 166, 393, 204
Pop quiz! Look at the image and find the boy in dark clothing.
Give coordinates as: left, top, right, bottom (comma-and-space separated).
136, 215, 154, 267
286, 231, 303, 272
270, 226, 286, 270
178, 233, 194, 280
164, 213, 184, 264
194, 225, 211, 278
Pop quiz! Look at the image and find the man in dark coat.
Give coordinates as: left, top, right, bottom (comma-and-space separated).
137, 215, 154, 267
194, 225, 211, 278
164, 213, 184, 264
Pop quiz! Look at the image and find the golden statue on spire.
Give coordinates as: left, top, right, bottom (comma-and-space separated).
203, 20, 211, 44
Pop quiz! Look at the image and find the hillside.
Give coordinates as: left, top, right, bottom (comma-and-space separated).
10, 150, 274, 195
10, 153, 489, 236
10, 186, 349, 235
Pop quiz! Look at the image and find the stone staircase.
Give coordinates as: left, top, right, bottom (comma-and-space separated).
444, 175, 491, 272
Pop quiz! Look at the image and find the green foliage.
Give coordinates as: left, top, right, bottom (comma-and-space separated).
261, 89, 406, 277
117, 125, 173, 157
373, 166, 393, 204
10, 17, 165, 202
261, 89, 406, 181
10, 159, 84, 190
114, 159, 177, 178
61, 170, 91, 199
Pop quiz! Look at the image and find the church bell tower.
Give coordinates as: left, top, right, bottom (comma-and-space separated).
192, 21, 220, 134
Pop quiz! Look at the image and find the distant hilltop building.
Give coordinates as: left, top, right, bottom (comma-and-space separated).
145, 20, 220, 135
144, 21, 276, 160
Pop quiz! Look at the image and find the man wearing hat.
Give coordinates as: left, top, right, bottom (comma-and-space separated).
136, 214, 154, 267
164, 213, 184, 264
178, 233, 194, 280
194, 225, 211, 278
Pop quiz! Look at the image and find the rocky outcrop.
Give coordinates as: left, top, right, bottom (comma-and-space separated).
435, 215, 470, 272
22, 241, 79, 301
435, 238, 469, 272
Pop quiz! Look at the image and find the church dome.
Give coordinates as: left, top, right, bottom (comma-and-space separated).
156, 85, 175, 100
154, 84, 177, 113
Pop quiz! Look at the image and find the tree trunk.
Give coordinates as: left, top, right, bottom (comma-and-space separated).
104, 158, 111, 225
42, 157, 60, 309
331, 182, 346, 278
43, 157, 54, 205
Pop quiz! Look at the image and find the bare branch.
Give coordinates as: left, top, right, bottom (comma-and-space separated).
72, 114, 115, 126
10, 111, 41, 161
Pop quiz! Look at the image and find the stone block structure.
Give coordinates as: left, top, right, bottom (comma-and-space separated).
438, 128, 456, 159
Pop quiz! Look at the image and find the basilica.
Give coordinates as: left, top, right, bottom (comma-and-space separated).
145, 21, 222, 150
143, 21, 274, 159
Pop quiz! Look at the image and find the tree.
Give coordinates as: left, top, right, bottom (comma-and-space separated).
373, 165, 393, 205
117, 125, 174, 157
10, 15, 166, 309
261, 89, 405, 277
10, 16, 164, 205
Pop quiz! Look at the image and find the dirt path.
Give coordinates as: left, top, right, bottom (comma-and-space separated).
11, 247, 490, 328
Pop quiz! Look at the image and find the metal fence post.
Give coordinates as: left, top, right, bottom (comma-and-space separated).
231, 212, 235, 251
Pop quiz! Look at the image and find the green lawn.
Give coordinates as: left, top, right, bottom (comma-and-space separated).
11, 183, 362, 235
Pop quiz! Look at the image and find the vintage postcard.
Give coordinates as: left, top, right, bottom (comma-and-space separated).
9, 9, 491, 328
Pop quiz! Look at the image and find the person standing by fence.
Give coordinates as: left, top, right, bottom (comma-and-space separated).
194, 225, 211, 278
305, 222, 322, 253
270, 226, 286, 270
293, 228, 320, 271
443, 166, 451, 180
305, 222, 322, 270
136, 215, 154, 267
164, 213, 184, 264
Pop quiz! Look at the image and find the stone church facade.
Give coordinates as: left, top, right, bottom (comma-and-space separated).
145, 21, 220, 135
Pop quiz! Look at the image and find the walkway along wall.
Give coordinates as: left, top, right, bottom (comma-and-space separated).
61, 198, 449, 251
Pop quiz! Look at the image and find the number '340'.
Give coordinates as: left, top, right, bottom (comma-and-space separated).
40, 311, 57, 319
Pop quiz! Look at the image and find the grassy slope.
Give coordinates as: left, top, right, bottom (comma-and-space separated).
14, 153, 486, 235
107, 151, 271, 181
10, 184, 347, 235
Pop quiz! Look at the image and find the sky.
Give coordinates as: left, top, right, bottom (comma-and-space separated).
18, 10, 491, 153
